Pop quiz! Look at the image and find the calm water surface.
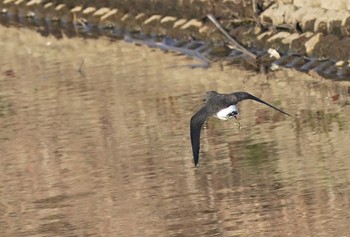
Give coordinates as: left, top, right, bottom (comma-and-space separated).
1, 26, 350, 237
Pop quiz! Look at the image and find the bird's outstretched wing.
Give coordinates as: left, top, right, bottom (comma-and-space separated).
231, 92, 292, 116
190, 106, 211, 166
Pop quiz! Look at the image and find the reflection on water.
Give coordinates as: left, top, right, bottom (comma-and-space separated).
1, 25, 350, 237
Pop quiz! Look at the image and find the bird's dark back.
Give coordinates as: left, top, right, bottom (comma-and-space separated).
205, 92, 235, 112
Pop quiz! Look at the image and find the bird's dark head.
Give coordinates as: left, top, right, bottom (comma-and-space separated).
203, 91, 218, 102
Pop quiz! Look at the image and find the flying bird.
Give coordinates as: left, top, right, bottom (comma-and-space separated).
190, 91, 291, 166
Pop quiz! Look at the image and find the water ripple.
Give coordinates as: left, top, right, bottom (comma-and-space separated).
1, 25, 350, 236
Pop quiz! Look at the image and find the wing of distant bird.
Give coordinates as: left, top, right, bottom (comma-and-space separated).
190, 106, 212, 166
231, 92, 292, 116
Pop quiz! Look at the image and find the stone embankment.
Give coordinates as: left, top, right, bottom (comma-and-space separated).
1, 0, 350, 79
259, 0, 350, 60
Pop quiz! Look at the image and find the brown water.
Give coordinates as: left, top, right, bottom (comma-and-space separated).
1, 25, 350, 237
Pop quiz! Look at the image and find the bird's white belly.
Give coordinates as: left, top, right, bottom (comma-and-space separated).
215, 105, 238, 120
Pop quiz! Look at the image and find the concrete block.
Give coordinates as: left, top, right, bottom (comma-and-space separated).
321, 0, 346, 10
82, 7, 96, 15
281, 4, 298, 25
93, 8, 110, 17
267, 32, 291, 42
341, 15, 350, 35
314, 10, 350, 35
282, 33, 301, 44
328, 10, 350, 35
305, 33, 323, 54
143, 15, 162, 25
260, 3, 297, 25
257, 31, 274, 41
290, 32, 313, 53
291, 7, 308, 22
173, 19, 187, 28
293, 0, 322, 8
294, 0, 308, 8
275, 0, 293, 4
180, 19, 202, 30
300, 8, 326, 32
265, 32, 292, 51
100, 9, 117, 21
160, 16, 177, 24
